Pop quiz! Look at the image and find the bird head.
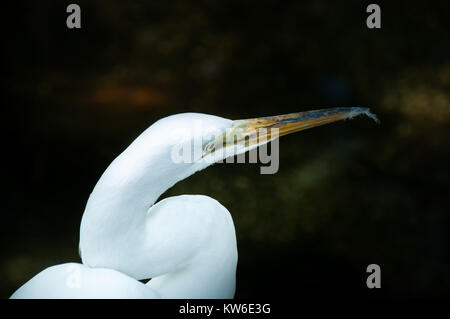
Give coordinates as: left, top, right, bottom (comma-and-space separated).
150, 107, 378, 168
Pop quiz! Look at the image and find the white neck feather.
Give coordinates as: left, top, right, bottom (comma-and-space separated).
79, 114, 237, 298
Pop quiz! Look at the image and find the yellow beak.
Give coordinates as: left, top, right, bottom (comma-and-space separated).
203, 107, 378, 157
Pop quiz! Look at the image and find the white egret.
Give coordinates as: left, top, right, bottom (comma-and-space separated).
10, 107, 378, 299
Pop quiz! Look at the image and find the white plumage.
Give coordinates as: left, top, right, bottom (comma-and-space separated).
11, 108, 377, 299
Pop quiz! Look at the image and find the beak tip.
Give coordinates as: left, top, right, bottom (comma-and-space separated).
348, 107, 380, 124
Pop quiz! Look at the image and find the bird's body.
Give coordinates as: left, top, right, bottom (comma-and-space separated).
10, 263, 160, 299
10, 108, 377, 299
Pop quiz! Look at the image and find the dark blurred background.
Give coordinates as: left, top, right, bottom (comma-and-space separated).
2, 0, 450, 298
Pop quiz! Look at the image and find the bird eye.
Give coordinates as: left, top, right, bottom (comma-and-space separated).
204, 141, 215, 153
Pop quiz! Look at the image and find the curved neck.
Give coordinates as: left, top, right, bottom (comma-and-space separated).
81, 144, 201, 239
79, 128, 237, 297
79, 138, 207, 268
